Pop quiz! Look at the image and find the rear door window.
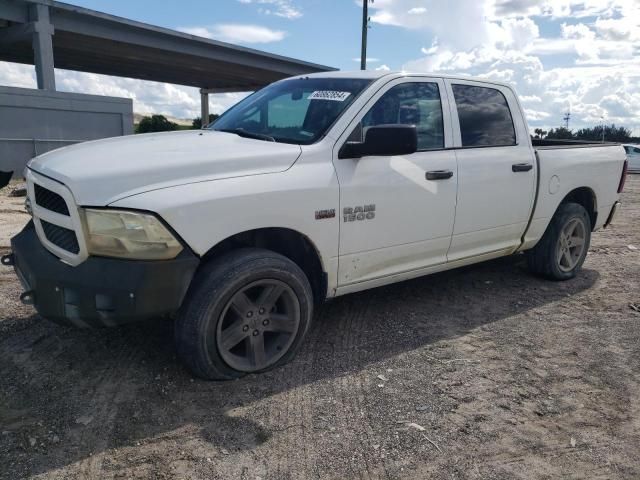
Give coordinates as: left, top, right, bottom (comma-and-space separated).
452, 84, 516, 147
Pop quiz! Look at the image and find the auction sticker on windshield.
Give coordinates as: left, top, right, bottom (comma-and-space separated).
308, 91, 351, 101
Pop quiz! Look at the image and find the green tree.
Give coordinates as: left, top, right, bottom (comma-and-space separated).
136, 115, 179, 134
546, 127, 574, 140
533, 128, 548, 139
191, 114, 220, 129
574, 124, 632, 143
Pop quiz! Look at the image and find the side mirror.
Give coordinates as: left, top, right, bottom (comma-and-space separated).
339, 125, 418, 159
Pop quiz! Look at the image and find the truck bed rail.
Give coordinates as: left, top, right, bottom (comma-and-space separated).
532, 138, 620, 149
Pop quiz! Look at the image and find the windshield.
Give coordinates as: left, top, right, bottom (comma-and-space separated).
210, 77, 372, 144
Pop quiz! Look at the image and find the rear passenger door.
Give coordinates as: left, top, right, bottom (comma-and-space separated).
445, 80, 536, 261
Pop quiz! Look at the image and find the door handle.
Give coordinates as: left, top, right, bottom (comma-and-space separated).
426, 170, 454, 180
512, 163, 533, 172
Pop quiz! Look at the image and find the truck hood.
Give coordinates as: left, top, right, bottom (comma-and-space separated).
28, 130, 302, 205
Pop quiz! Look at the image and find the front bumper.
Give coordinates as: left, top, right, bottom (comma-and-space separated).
6, 222, 199, 327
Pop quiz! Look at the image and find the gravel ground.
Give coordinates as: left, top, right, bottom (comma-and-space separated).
0, 177, 639, 480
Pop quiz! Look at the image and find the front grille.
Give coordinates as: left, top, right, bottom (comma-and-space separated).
34, 184, 69, 216
40, 220, 80, 254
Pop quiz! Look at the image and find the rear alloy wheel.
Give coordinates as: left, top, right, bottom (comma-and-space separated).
175, 248, 313, 380
527, 202, 591, 280
556, 217, 587, 273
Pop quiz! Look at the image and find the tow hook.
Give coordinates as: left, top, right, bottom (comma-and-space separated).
1, 253, 14, 267
20, 290, 35, 306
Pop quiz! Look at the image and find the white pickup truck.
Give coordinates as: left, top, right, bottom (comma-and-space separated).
4, 71, 628, 380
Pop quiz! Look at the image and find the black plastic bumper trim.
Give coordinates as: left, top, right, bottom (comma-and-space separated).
9, 221, 200, 327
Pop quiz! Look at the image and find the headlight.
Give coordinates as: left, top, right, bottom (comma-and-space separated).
82, 209, 183, 260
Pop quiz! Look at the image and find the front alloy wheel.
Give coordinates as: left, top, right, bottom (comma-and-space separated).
217, 280, 301, 372
175, 248, 313, 380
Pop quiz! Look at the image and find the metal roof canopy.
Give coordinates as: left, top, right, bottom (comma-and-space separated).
0, 0, 335, 124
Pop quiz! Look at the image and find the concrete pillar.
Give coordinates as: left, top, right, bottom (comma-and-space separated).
200, 89, 210, 128
29, 4, 56, 91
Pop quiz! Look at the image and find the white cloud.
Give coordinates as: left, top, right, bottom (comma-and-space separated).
499, 17, 540, 49
527, 37, 574, 56
0, 62, 36, 88
406, 44, 640, 132
178, 24, 286, 44
421, 39, 439, 55
368, 0, 640, 51
492, 0, 541, 17
369, 0, 493, 51
178, 26, 213, 39
493, 0, 634, 19
394, 0, 640, 134
595, 16, 638, 42
520, 94, 542, 103
376, 64, 391, 71
0, 62, 248, 119
352, 57, 380, 63
524, 108, 551, 121
237, 0, 302, 19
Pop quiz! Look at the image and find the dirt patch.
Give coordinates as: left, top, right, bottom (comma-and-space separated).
1, 177, 639, 480
0, 181, 30, 255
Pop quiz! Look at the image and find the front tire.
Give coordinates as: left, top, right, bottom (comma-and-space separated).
175, 248, 313, 380
527, 202, 591, 280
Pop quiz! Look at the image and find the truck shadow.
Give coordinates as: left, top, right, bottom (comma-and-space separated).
0, 254, 599, 477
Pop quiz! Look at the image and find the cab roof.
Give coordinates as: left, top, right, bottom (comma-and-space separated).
293, 70, 514, 90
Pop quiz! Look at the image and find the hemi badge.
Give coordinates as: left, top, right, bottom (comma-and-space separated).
315, 209, 335, 220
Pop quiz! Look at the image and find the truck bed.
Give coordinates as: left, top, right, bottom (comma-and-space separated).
520, 141, 626, 251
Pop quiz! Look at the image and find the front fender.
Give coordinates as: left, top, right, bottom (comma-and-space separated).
110, 164, 340, 295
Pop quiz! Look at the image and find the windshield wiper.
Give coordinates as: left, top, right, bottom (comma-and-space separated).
216, 128, 276, 142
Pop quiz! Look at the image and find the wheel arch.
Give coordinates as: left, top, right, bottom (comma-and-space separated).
201, 227, 327, 304
558, 186, 597, 230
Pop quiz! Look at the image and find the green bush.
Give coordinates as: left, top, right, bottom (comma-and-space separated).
135, 115, 179, 134
191, 114, 220, 129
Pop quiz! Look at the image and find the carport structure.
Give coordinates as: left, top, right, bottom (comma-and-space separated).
0, 0, 335, 126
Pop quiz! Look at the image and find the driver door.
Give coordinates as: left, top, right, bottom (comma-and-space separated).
332, 77, 458, 290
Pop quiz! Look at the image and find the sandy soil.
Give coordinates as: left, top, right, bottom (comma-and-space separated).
0, 181, 29, 254
0, 177, 639, 480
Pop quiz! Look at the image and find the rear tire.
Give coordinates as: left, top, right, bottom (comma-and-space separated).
175, 248, 313, 380
527, 202, 591, 280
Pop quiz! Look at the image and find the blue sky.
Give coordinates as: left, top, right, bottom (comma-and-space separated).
2, 0, 639, 133
66, 0, 440, 71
